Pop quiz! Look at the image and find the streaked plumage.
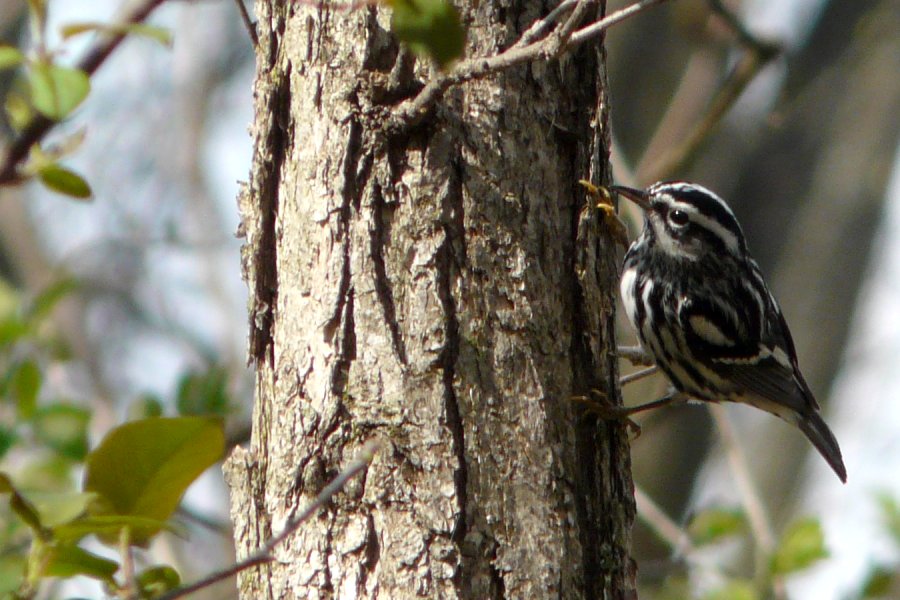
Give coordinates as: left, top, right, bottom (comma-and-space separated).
613, 181, 846, 482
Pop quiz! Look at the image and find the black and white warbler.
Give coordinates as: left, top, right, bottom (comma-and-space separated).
611, 181, 847, 482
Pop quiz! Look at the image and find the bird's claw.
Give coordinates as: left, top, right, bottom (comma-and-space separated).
579, 180, 630, 249
571, 389, 642, 439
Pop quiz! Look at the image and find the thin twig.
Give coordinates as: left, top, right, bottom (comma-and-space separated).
233, 0, 259, 47
709, 405, 788, 598
156, 442, 379, 600
708, 405, 773, 551
635, 0, 781, 182
0, 0, 168, 184
569, 0, 667, 45
640, 45, 776, 180
707, 0, 780, 57
548, 0, 595, 55
120, 527, 136, 599
617, 345, 654, 366
635, 484, 695, 555
389, 0, 671, 131
619, 365, 658, 386
176, 505, 233, 537
515, 0, 579, 47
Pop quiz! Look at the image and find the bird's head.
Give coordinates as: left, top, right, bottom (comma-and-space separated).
611, 181, 748, 260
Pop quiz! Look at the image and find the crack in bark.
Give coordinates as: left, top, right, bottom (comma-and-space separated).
360, 513, 380, 588
488, 546, 506, 599
325, 111, 361, 356
327, 93, 377, 396
435, 159, 468, 582
322, 515, 335, 595
342, 115, 365, 211
330, 289, 356, 400
370, 184, 409, 365
323, 237, 351, 347
249, 71, 290, 367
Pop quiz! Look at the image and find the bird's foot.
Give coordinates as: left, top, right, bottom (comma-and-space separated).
571, 388, 643, 438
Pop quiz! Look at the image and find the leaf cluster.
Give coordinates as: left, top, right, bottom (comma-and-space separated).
0, 278, 228, 598
645, 505, 831, 599
0, 0, 171, 197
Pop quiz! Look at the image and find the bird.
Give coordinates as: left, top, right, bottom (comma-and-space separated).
610, 181, 847, 482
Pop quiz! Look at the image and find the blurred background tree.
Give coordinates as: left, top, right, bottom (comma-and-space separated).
607, 0, 900, 597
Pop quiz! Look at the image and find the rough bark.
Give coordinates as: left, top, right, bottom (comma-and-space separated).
223, 1, 635, 598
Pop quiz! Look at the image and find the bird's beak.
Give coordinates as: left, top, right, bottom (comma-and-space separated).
609, 185, 651, 211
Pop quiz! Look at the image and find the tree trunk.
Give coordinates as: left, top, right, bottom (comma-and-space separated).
224, 1, 635, 598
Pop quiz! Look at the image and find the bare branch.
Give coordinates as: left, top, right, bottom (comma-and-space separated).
233, 0, 259, 47
707, 0, 780, 57
619, 365, 658, 386
633, 1, 781, 182
0, 0, 168, 185
639, 45, 777, 180
568, 0, 667, 45
548, 0, 596, 55
514, 0, 579, 48
617, 345, 655, 366
156, 442, 379, 600
709, 405, 787, 598
635, 484, 694, 555
388, 0, 671, 131
708, 405, 773, 550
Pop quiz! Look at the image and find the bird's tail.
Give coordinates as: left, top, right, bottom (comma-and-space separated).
798, 411, 847, 483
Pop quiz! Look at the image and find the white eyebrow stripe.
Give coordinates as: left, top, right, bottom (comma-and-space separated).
670, 201, 740, 253
653, 182, 739, 219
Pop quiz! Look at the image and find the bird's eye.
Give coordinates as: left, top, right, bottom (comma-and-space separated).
668, 210, 689, 227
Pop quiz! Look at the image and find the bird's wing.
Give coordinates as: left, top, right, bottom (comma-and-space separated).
680, 292, 817, 414
713, 348, 810, 414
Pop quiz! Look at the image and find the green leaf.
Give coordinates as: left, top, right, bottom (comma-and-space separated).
27, 62, 90, 120
27, 278, 79, 323
53, 515, 174, 544
0, 555, 26, 595
83, 417, 224, 544
137, 565, 181, 596
703, 579, 759, 600
0, 472, 44, 533
687, 507, 747, 546
28, 491, 95, 527
860, 566, 896, 597
38, 164, 93, 199
60, 22, 173, 47
9, 359, 42, 420
5, 87, 34, 131
0, 426, 16, 459
877, 493, 900, 544
0, 46, 24, 70
0, 315, 29, 347
33, 404, 91, 460
128, 394, 164, 419
175, 366, 230, 416
652, 575, 691, 600
0, 278, 20, 317
771, 517, 828, 575
389, 0, 465, 69
41, 543, 118, 582
14, 455, 75, 492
